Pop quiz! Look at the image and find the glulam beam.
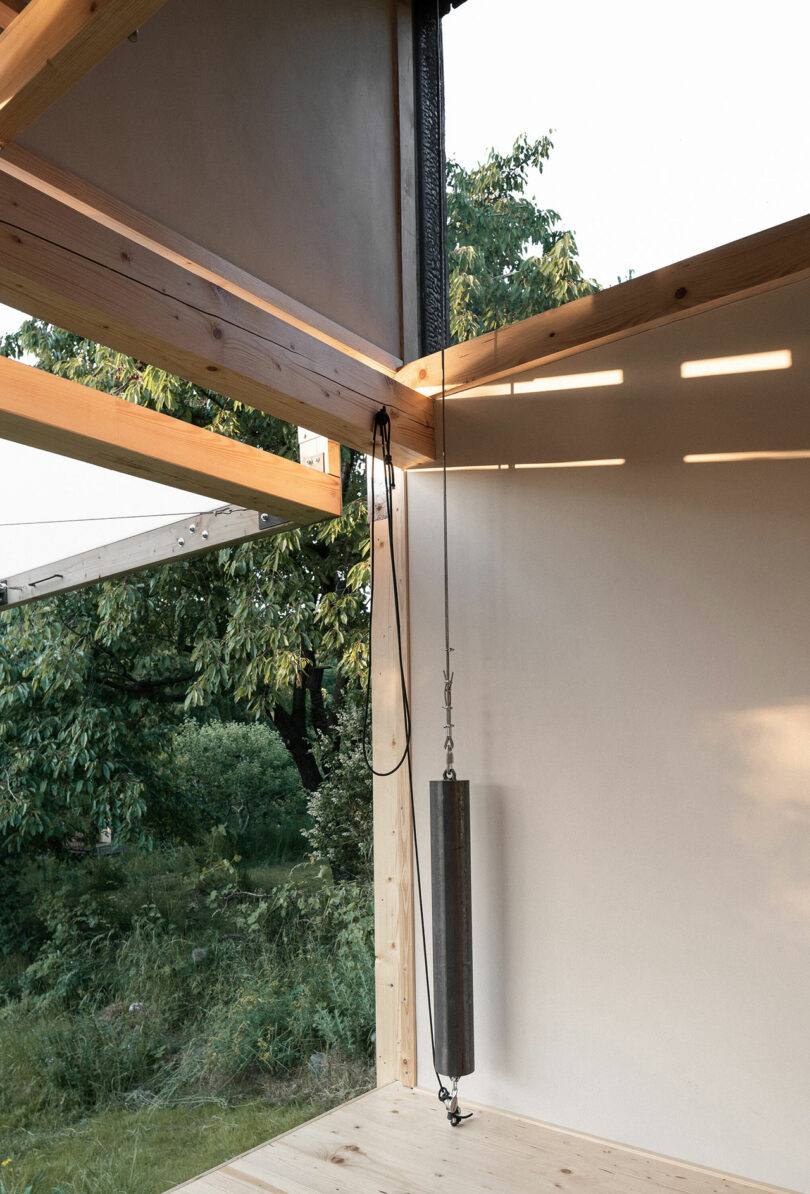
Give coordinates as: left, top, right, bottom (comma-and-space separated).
0, 0, 170, 148
0, 506, 290, 609
0, 157, 435, 466
398, 213, 810, 395
0, 355, 343, 522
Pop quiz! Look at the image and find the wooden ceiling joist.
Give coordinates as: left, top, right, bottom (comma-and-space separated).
0, 0, 170, 148
0, 3, 23, 31
398, 213, 810, 395
0, 355, 343, 523
0, 160, 434, 467
0, 144, 404, 375
0, 505, 291, 609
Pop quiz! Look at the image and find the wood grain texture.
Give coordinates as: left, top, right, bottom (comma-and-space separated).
1, 507, 290, 609
398, 214, 810, 394
0, 144, 404, 374
0, 0, 170, 147
0, 163, 434, 466
163, 1082, 801, 1194
368, 463, 416, 1089
0, 355, 342, 521
0, 2, 22, 30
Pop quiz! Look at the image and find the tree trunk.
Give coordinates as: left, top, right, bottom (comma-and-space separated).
272, 682, 323, 792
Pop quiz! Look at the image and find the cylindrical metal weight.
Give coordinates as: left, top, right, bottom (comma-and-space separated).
430, 778, 474, 1078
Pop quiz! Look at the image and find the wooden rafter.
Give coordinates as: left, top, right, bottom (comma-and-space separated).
0, 3, 23, 30
0, 355, 343, 522
1, 145, 404, 375
398, 213, 810, 395
0, 0, 170, 148
0, 506, 291, 610
0, 159, 434, 467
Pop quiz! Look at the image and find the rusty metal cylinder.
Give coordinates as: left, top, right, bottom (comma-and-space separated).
430, 777, 474, 1078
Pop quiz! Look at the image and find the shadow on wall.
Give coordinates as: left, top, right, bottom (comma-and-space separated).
716, 702, 810, 939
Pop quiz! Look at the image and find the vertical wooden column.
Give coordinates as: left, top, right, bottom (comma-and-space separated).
368, 460, 416, 1088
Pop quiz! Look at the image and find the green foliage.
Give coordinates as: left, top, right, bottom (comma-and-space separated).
0, 845, 374, 1186
447, 134, 599, 342
0, 857, 40, 956
3, 847, 374, 1073
0, 134, 595, 863
170, 720, 307, 860
305, 704, 373, 881
25, 1011, 167, 1109
0, 323, 370, 858
0, 1063, 335, 1194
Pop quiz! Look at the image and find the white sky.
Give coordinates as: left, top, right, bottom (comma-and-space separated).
444, 0, 810, 284
0, 313, 221, 576
1, 0, 808, 576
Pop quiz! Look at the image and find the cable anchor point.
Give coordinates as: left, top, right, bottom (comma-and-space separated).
439, 1078, 472, 1127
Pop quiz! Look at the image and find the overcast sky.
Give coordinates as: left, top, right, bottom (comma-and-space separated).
1, 0, 808, 575
444, 0, 809, 284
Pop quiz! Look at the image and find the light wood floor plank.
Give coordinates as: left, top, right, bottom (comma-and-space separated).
164, 1083, 801, 1194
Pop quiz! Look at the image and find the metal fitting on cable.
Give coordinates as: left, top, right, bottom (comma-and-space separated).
439, 1077, 472, 1127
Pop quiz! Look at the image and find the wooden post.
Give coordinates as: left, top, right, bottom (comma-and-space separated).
368, 459, 416, 1088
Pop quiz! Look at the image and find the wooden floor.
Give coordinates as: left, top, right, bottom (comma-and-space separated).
165, 1083, 799, 1194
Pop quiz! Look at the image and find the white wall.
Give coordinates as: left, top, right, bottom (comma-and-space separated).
407, 286, 810, 1191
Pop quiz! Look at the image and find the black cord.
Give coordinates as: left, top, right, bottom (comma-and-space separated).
361, 411, 411, 778
362, 407, 444, 1098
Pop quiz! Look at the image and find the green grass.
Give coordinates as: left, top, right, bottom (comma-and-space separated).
0, 847, 375, 1193
0, 1098, 326, 1194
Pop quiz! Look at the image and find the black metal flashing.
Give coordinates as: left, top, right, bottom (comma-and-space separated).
413, 0, 450, 356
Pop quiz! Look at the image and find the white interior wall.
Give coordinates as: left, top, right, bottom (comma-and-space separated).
407, 283, 810, 1192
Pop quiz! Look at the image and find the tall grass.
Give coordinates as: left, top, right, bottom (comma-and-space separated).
0, 846, 375, 1193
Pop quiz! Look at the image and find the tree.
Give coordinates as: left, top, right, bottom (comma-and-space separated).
0, 134, 598, 861
446, 134, 599, 343
0, 323, 370, 856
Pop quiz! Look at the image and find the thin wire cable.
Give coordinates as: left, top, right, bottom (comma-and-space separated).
436, 0, 455, 785
0, 511, 207, 529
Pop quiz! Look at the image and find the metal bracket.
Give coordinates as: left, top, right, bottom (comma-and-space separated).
297, 427, 340, 478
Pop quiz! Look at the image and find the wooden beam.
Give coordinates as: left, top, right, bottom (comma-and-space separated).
1, 144, 404, 374
369, 461, 416, 1088
0, 0, 170, 148
0, 3, 22, 30
0, 355, 342, 522
397, 213, 810, 395
0, 506, 290, 609
0, 161, 435, 467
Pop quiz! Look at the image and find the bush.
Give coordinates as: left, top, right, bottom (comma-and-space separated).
306, 705, 373, 881
170, 721, 308, 860
3, 844, 375, 1131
